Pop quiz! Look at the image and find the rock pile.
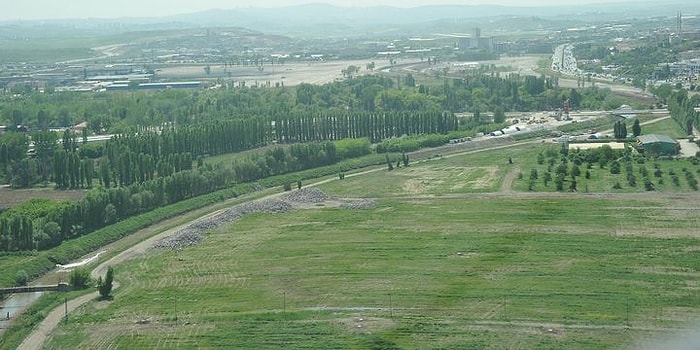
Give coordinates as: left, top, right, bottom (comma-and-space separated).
152, 198, 294, 250
152, 229, 204, 250
281, 187, 329, 204
153, 188, 374, 250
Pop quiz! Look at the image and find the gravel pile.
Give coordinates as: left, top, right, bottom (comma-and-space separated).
152, 198, 294, 250
281, 187, 330, 204
153, 188, 373, 250
340, 199, 377, 210
230, 198, 294, 216
152, 229, 204, 250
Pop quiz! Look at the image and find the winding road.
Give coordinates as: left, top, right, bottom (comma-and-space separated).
12, 115, 693, 349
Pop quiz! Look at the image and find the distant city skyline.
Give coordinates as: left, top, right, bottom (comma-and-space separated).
4, 0, 648, 21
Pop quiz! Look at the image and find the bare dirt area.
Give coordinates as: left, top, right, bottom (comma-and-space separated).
500, 166, 521, 193
156, 59, 381, 87
679, 139, 700, 157
0, 187, 86, 209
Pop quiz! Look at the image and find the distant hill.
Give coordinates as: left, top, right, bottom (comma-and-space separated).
1, 2, 698, 38
168, 2, 698, 33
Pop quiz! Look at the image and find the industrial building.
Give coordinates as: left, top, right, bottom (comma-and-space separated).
106, 82, 202, 91
435, 28, 495, 51
636, 134, 680, 156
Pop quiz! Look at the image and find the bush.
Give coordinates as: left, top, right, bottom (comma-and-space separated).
644, 179, 655, 191
15, 270, 29, 286
69, 268, 91, 289
334, 138, 371, 159
610, 161, 620, 174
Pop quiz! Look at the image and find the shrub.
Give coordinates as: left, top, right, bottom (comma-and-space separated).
571, 165, 581, 177
644, 179, 655, 191
15, 270, 29, 286
543, 172, 552, 186
69, 268, 91, 289
610, 161, 620, 174
555, 174, 565, 191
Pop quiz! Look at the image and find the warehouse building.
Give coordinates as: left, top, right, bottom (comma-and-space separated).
637, 134, 680, 156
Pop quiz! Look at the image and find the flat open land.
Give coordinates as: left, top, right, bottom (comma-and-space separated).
0, 187, 86, 210
156, 59, 381, 87
39, 142, 700, 349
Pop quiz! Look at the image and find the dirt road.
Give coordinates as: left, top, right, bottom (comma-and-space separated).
16, 292, 99, 350
12, 116, 691, 348
15, 188, 280, 350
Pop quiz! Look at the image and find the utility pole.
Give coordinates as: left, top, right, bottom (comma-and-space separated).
64, 297, 68, 323
389, 293, 393, 318
626, 296, 630, 327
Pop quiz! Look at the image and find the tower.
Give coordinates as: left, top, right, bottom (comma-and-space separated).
472, 28, 481, 49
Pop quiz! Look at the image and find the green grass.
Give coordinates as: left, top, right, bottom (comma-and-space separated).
512, 144, 700, 193
0, 289, 90, 350
40, 146, 700, 349
637, 118, 687, 139
0, 184, 254, 288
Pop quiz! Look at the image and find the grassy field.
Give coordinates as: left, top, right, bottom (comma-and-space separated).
637, 118, 687, 139
39, 143, 700, 349
0, 187, 86, 210
510, 143, 700, 193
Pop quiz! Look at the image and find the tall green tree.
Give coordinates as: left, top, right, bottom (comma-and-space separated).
632, 119, 642, 137
98, 266, 114, 299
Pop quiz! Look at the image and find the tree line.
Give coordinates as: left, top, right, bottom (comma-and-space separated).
0, 162, 234, 251
667, 89, 700, 135
0, 134, 376, 252
1, 73, 616, 136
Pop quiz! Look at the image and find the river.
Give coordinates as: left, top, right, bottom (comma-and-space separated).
0, 291, 44, 332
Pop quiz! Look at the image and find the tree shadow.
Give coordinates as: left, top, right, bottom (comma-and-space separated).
97, 295, 114, 301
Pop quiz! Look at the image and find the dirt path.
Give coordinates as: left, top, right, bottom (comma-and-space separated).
500, 166, 520, 193
11, 138, 526, 349
11, 116, 683, 348
16, 291, 98, 350
14, 189, 279, 350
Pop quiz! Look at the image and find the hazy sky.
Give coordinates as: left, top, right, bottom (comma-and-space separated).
4, 0, 640, 21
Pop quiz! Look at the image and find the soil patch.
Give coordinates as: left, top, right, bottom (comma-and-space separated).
0, 187, 86, 209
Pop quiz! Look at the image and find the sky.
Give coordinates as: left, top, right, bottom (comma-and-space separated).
3, 0, 643, 21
